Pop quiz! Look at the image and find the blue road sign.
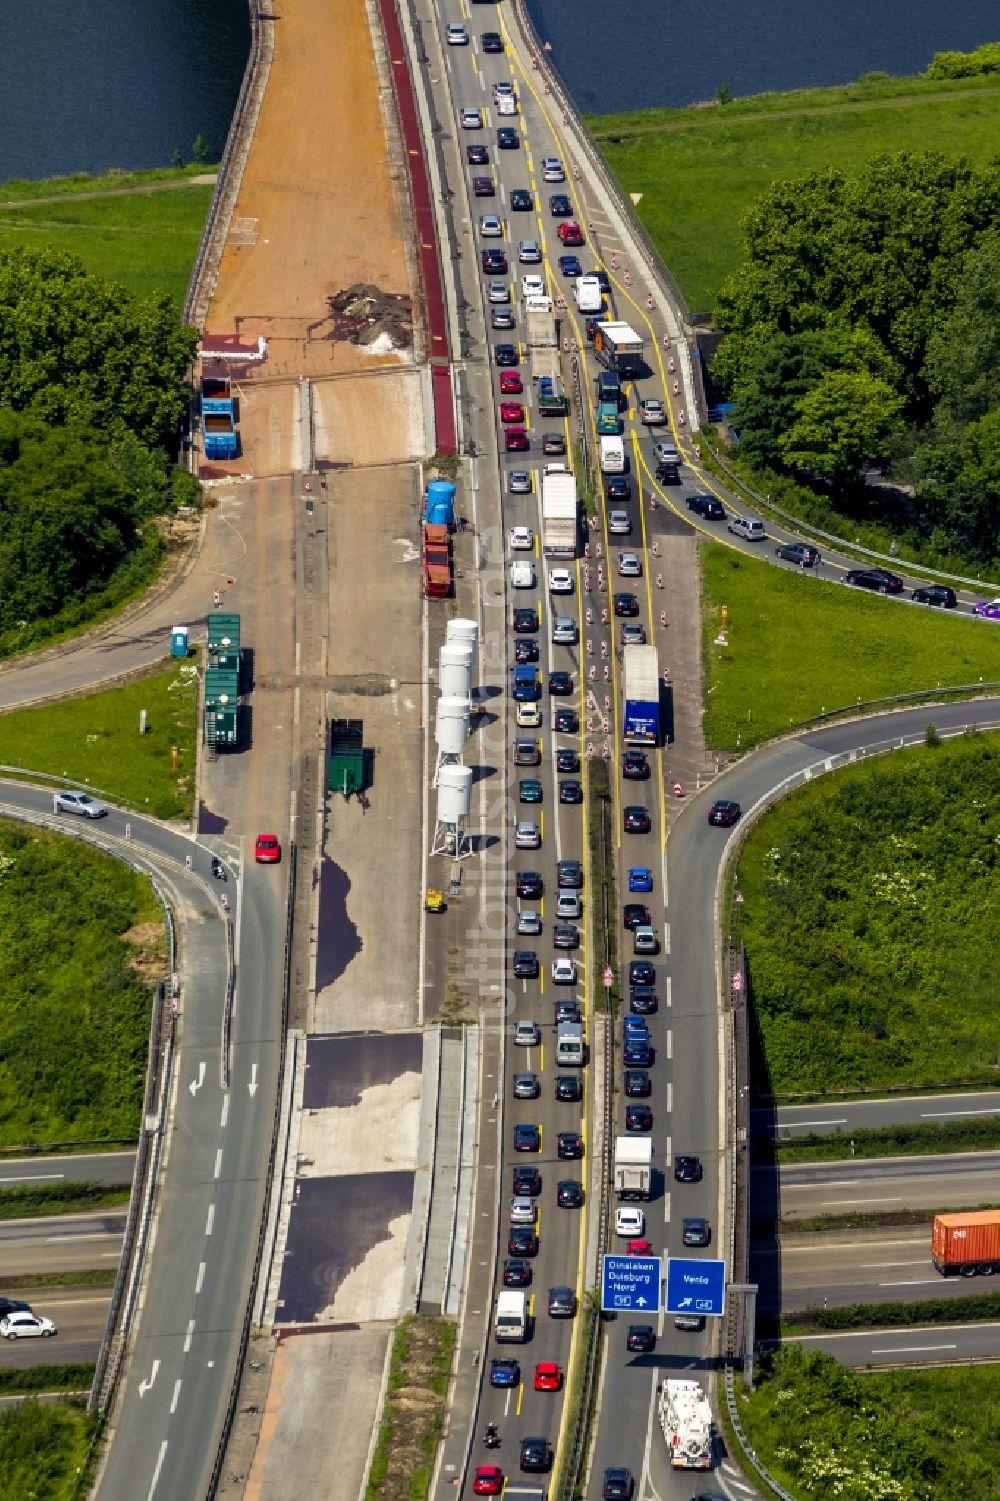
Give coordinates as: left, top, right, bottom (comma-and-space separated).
665, 1257, 726, 1317
601, 1254, 662, 1313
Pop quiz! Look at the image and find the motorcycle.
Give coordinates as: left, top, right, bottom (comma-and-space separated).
211, 857, 226, 881
483, 1424, 500, 1449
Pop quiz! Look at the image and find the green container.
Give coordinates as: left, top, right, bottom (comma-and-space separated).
328, 718, 365, 796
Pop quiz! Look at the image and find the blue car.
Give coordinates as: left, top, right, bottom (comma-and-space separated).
490, 1357, 521, 1388
623, 1039, 653, 1067
628, 867, 653, 894
557, 254, 582, 277
622, 1016, 649, 1038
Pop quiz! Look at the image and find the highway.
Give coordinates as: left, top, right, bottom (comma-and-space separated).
770, 1225, 1000, 1311
0, 1210, 124, 1277
779, 1322, 1000, 1369
0, 1150, 136, 1190
757, 1091, 1000, 1136
0, 1284, 111, 1368
772, 1151, 1000, 1219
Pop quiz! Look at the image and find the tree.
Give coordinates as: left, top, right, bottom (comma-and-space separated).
924, 233, 1000, 425
924, 407, 1000, 559
778, 369, 904, 487
192, 134, 214, 164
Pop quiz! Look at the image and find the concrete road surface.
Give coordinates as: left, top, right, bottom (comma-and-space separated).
0, 1151, 135, 1190
781, 1321, 1000, 1368
756, 1091, 1000, 1137
771, 1151, 1000, 1219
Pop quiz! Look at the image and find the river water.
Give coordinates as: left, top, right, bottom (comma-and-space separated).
0, 0, 996, 179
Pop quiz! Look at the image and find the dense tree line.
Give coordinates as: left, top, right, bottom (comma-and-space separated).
0, 247, 198, 648
714, 151, 1000, 564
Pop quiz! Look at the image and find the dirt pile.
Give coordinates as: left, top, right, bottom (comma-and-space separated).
328, 282, 413, 350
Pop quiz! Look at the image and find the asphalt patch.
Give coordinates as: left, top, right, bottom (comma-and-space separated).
303, 1032, 422, 1110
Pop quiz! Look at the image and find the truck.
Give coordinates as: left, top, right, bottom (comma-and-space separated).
614, 1136, 651, 1200
932, 1210, 1000, 1276
593, 320, 645, 380
599, 434, 625, 474
597, 399, 622, 435
623, 644, 660, 744
659, 1379, 713, 1470
200, 373, 239, 460
204, 668, 240, 749
422, 520, 452, 598
206, 612, 241, 682
596, 369, 621, 405
538, 375, 568, 416
527, 304, 560, 385
424, 479, 456, 527
541, 466, 578, 558
574, 275, 603, 313
494, 1289, 528, 1341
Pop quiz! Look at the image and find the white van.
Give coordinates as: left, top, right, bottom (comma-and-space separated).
599, 434, 625, 474
494, 1289, 528, 1341
573, 275, 603, 313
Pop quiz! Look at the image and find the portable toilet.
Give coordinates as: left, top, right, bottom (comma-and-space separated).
171, 626, 189, 659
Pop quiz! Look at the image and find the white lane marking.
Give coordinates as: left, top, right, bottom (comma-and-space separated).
170, 1378, 182, 1414
663, 1190, 671, 1224
138, 1359, 160, 1397
666, 1029, 672, 1061
637, 1367, 658, 1501
776, 1118, 848, 1128
45, 1233, 119, 1242
214, 1148, 223, 1179
196, 1262, 206, 1295
665, 975, 672, 1008
220, 1094, 229, 1129
249, 1063, 259, 1097
871, 1342, 957, 1354
878, 1278, 943, 1287
205, 1204, 215, 1236
146, 1440, 168, 1501
782, 1180, 860, 1189
189, 1061, 206, 1097
663, 922, 670, 955
184, 1319, 195, 1352
794, 1320, 1000, 1342
859, 1260, 930, 1268
0, 1173, 64, 1183
666, 1081, 672, 1113
822, 1197, 903, 1206
921, 1107, 1000, 1118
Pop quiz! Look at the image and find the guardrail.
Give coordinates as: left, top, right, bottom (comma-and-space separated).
724, 1367, 795, 1501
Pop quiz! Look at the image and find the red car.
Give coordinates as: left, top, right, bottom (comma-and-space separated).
627, 1237, 652, 1256
499, 370, 523, 394
557, 221, 584, 246
500, 401, 525, 424
254, 833, 281, 864
472, 1466, 504, 1496
505, 426, 529, 451
533, 1361, 563, 1392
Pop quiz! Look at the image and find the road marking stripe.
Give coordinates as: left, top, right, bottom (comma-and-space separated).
871, 1343, 957, 1353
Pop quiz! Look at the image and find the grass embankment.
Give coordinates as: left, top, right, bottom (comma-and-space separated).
734, 737, 1000, 1095
784, 1292, 1000, 1335
771, 1118, 1000, 1164
784, 1205, 1000, 1235
0, 660, 199, 819
0, 1397, 97, 1499
0, 166, 214, 303
0, 819, 162, 1148
700, 543, 1000, 751
0, 1183, 130, 1221
366, 1316, 456, 1501
589, 73, 1000, 313
734, 1347, 1000, 1499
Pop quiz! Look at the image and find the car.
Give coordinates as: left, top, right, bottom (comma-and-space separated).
513, 1164, 541, 1196
655, 461, 680, 485
557, 220, 584, 245
509, 1225, 538, 1256
623, 805, 651, 834
519, 1437, 551, 1472
555, 1074, 582, 1102
602, 1467, 635, 1500
509, 523, 533, 549
495, 342, 519, 367
653, 440, 680, 464
553, 707, 578, 733
516, 872, 543, 900
615, 1206, 645, 1238
548, 1284, 576, 1317
481, 30, 503, 51
446, 23, 468, 43
548, 670, 573, 695
490, 1357, 520, 1387
0, 1298, 31, 1320
708, 799, 741, 827
633, 925, 658, 954
534, 1361, 563, 1391
52, 790, 108, 818
590, 267, 612, 293
513, 605, 538, 633
606, 475, 630, 501
553, 1178, 584, 1214
518, 239, 542, 264
548, 569, 574, 595
482, 248, 507, 273
617, 552, 642, 577
552, 615, 577, 644
492, 306, 515, 329
623, 1037, 653, 1066
608, 510, 631, 535
517, 908, 542, 935
553, 998, 581, 1024
255, 833, 281, 863
473, 1465, 504, 1495
623, 1015, 649, 1039
515, 689, 538, 718
639, 398, 665, 426
621, 623, 646, 646
687, 493, 726, 521
627, 1237, 652, 1256
513, 1071, 540, 1099
556, 747, 580, 773
487, 280, 509, 304
626, 1323, 655, 1352
613, 592, 639, 617
674, 1313, 707, 1332
622, 750, 649, 780
556, 892, 582, 924
975, 597, 1000, 618
508, 468, 531, 493
682, 1216, 711, 1247
514, 737, 540, 766
506, 426, 529, 452
623, 903, 650, 930
846, 566, 904, 594
553, 922, 578, 949
467, 143, 489, 164
727, 514, 765, 541
513, 949, 539, 978
514, 1017, 541, 1043
551, 958, 577, 985
629, 959, 654, 985
913, 584, 957, 607
558, 254, 582, 277
549, 193, 572, 215
519, 778, 543, 804
510, 188, 533, 210
558, 859, 583, 888
628, 866, 653, 893
510, 1195, 536, 1225
542, 431, 567, 455
514, 639, 539, 665
515, 820, 540, 849
514, 1123, 540, 1152
559, 779, 583, 804
674, 1154, 703, 1182
624, 1069, 651, 1097
521, 273, 545, 299
629, 985, 657, 1014
776, 541, 821, 567
460, 107, 483, 128
541, 156, 565, 181
557, 1130, 584, 1159
625, 1104, 653, 1132
497, 127, 520, 148
0, 1312, 56, 1339
500, 400, 525, 424
503, 1257, 531, 1287
480, 216, 504, 240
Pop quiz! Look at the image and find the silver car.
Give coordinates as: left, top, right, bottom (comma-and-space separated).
518, 240, 542, 264
517, 909, 543, 935
618, 552, 642, 577
653, 440, 680, 465
541, 156, 564, 182
552, 615, 577, 644
510, 1195, 536, 1225
514, 1020, 540, 1046
513, 1071, 540, 1099
479, 214, 504, 238
52, 791, 108, 818
608, 510, 631, 535
488, 280, 510, 304
515, 820, 541, 849
508, 469, 532, 494
640, 397, 666, 426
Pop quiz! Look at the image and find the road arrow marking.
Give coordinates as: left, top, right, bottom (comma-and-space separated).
248, 1064, 258, 1098
189, 1062, 206, 1097
138, 1359, 160, 1397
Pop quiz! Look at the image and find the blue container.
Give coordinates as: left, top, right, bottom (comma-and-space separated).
425, 480, 456, 528
171, 626, 189, 658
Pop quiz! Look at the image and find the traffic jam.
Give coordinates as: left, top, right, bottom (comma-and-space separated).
445, 17, 719, 1498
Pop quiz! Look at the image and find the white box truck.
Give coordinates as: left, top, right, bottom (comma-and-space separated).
542, 466, 578, 558
614, 1136, 652, 1200
494, 1289, 528, 1341
599, 434, 625, 473
573, 275, 603, 313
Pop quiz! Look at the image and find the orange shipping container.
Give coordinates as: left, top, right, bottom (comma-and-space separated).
932, 1210, 1000, 1274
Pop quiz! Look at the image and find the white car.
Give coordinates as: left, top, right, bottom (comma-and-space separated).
516, 702, 542, 728
511, 561, 536, 589
518, 240, 542, 264
640, 397, 666, 426
653, 440, 680, 465
548, 568, 574, 594
510, 1195, 536, 1225
615, 1206, 645, 1238
514, 1019, 540, 1046
488, 280, 510, 304
479, 214, 504, 238
518, 910, 543, 935
515, 820, 541, 850
1, 1312, 56, 1340
447, 23, 468, 44
541, 156, 564, 182
493, 81, 515, 101
551, 958, 577, 985
460, 107, 483, 129
52, 791, 108, 818
521, 274, 545, 300
509, 526, 534, 551
618, 552, 642, 577
608, 510, 631, 534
